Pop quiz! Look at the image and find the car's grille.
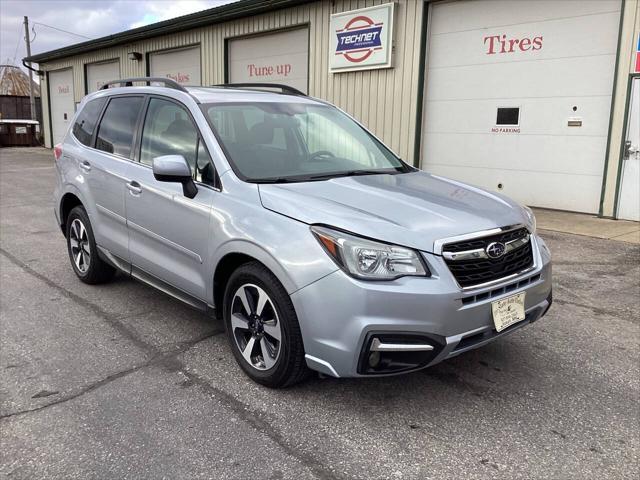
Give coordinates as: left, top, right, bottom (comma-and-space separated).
443, 227, 527, 253
442, 227, 534, 288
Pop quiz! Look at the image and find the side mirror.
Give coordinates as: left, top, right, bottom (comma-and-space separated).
152, 155, 197, 199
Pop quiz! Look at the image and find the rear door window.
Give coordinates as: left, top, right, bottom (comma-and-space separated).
95, 96, 144, 158
72, 97, 106, 146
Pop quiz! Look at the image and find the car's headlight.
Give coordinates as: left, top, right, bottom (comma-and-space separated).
311, 226, 429, 280
522, 206, 537, 234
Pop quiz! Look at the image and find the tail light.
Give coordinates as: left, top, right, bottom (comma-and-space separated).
53, 144, 63, 161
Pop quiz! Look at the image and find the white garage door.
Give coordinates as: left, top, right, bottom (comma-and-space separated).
49, 68, 75, 146
149, 46, 201, 85
422, 0, 621, 213
86, 60, 120, 93
228, 28, 309, 94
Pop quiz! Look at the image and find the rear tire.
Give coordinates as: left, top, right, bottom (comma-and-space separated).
223, 262, 309, 388
66, 206, 115, 284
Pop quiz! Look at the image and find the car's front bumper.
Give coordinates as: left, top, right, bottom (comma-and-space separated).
292, 234, 552, 378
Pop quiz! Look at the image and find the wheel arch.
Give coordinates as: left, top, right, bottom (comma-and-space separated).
212, 242, 298, 318
59, 190, 85, 236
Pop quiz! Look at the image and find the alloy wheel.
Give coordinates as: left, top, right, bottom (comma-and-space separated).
231, 283, 282, 371
69, 218, 91, 273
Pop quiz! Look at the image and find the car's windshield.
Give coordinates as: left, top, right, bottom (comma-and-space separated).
202, 101, 409, 182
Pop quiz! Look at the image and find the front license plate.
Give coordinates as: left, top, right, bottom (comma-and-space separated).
492, 292, 526, 332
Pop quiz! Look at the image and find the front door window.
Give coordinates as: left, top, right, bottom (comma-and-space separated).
139, 98, 214, 186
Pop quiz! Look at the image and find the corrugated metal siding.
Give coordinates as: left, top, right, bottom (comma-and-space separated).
39, 0, 425, 160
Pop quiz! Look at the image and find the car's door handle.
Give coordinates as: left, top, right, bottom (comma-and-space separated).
79, 160, 91, 172
126, 181, 142, 195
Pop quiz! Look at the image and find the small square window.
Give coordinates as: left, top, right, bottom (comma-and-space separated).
496, 107, 520, 126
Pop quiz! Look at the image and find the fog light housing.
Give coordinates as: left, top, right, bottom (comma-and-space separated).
357, 333, 444, 375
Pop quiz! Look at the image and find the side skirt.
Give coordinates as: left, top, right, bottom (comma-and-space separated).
97, 246, 216, 317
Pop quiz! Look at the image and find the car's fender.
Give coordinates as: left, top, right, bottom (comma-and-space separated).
201, 174, 339, 306
211, 239, 299, 295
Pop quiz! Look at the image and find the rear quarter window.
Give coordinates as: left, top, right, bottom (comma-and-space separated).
72, 97, 107, 146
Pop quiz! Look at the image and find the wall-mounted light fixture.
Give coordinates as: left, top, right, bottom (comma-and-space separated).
127, 52, 142, 62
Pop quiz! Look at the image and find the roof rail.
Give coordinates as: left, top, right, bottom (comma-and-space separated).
101, 77, 189, 93
211, 83, 306, 96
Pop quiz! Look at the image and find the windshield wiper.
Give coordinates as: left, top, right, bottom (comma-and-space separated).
308, 170, 397, 181
254, 168, 407, 183
252, 177, 302, 184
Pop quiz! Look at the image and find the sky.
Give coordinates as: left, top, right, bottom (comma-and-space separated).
0, 0, 236, 73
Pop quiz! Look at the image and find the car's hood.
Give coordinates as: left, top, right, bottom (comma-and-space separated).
258, 171, 528, 253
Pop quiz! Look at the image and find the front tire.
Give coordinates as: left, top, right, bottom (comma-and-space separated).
66, 206, 115, 284
223, 262, 308, 388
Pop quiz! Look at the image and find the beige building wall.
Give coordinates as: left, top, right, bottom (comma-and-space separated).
601, 0, 640, 217
38, 0, 425, 165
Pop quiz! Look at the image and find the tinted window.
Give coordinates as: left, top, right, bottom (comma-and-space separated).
95, 96, 143, 158
196, 139, 216, 186
72, 97, 106, 146
140, 98, 214, 185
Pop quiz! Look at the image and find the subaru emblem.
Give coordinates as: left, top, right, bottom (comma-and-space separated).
486, 241, 506, 259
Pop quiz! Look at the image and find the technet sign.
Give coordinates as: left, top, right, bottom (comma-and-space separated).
330, 3, 394, 73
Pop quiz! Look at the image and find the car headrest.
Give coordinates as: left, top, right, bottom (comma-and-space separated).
163, 119, 194, 138
249, 122, 274, 145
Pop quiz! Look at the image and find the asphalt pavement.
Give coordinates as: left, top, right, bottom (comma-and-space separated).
0, 147, 638, 479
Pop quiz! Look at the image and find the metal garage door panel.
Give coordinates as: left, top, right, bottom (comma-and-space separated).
431, 165, 604, 214
149, 46, 201, 86
86, 60, 120, 93
428, 0, 620, 36
425, 95, 613, 140
49, 69, 75, 146
228, 28, 309, 94
424, 124, 608, 176
426, 55, 616, 100
422, 0, 621, 213
424, 132, 607, 211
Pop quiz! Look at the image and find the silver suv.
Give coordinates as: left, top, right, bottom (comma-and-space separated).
54, 78, 552, 387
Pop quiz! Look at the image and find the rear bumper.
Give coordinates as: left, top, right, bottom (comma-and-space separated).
292, 234, 552, 378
